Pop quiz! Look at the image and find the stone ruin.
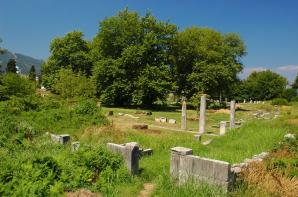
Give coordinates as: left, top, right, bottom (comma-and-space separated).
50, 134, 70, 144
170, 147, 234, 191
107, 142, 140, 175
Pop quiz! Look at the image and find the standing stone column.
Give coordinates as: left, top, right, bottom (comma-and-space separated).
170, 147, 193, 180
199, 95, 206, 134
220, 121, 227, 136
230, 100, 235, 129
181, 100, 187, 130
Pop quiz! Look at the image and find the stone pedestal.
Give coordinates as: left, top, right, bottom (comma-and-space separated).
107, 142, 139, 175
181, 101, 187, 130
199, 95, 206, 134
220, 121, 227, 136
230, 100, 235, 129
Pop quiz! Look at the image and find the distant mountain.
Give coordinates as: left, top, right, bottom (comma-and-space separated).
0, 49, 44, 74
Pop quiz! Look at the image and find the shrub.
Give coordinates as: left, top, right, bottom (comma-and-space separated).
75, 99, 97, 115
0, 73, 35, 100
271, 98, 289, 105
208, 102, 227, 110
52, 69, 96, 99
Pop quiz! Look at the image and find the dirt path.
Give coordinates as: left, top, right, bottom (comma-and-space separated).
138, 183, 155, 197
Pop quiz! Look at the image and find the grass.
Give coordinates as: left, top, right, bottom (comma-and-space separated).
76, 102, 296, 196
2, 98, 297, 196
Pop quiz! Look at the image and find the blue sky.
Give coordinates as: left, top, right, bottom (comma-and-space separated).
1, 0, 298, 82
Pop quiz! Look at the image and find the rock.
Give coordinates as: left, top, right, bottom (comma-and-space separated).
160, 117, 167, 123
71, 141, 80, 152
124, 114, 140, 119
118, 113, 124, 116
194, 134, 201, 141
142, 149, 153, 156
231, 166, 242, 174
145, 112, 152, 115
107, 111, 114, 116
257, 152, 269, 159
132, 124, 148, 130
168, 119, 176, 124
51, 134, 70, 145
284, 133, 296, 139
202, 139, 212, 145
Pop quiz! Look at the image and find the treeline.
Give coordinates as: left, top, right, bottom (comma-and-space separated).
40, 9, 244, 105
28, 9, 298, 104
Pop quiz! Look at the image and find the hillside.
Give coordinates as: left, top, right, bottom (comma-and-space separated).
0, 49, 44, 74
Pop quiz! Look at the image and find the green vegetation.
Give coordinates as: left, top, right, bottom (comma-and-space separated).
6, 59, 17, 73
1, 8, 298, 197
236, 70, 288, 101
28, 65, 36, 81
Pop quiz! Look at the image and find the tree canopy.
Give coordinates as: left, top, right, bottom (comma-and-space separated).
172, 27, 246, 100
91, 9, 177, 105
42, 31, 92, 89
241, 70, 288, 100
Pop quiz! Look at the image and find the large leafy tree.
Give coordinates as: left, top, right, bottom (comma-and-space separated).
172, 27, 246, 100
242, 70, 287, 100
91, 9, 177, 105
6, 59, 17, 73
42, 31, 92, 89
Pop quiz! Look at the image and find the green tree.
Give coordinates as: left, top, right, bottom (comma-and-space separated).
0, 73, 35, 100
242, 70, 287, 100
52, 69, 96, 98
282, 88, 297, 101
6, 59, 17, 73
42, 31, 92, 89
91, 9, 177, 105
29, 65, 36, 81
292, 73, 298, 89
172, 27, 246, 100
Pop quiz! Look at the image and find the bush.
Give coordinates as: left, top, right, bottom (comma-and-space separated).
0, 141, 130, 196
208, 102, 227, 110
75, 99, 97, 115
52, 69, 96, 99
271, 98, 289, 105
282, 88, 297, 101
0, 73, 35, 100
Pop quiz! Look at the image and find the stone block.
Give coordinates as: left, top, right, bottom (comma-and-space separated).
59, 134, 70, 144
51, 134, 70, 145
142, 148, 153, 156
71, 141, 80, 151
171, 147, 193, 156
50, 134, 60, 143
168, 119, 176, 124
107, 111, 114, 116
194, 134, 201, 141
170, 146, 233, 192
155, 118, 161, 122
219, 121, 227, 136
132, 124, 148, 130
107, 142, 139, 175
160, 117, 167, 123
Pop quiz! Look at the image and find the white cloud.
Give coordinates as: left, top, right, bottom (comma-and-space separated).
277, 65, 298, 72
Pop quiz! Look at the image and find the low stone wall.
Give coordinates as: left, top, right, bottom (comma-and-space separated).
50, 134, 70, 144
170, 147, 234, 191
107, 142, 139, 175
